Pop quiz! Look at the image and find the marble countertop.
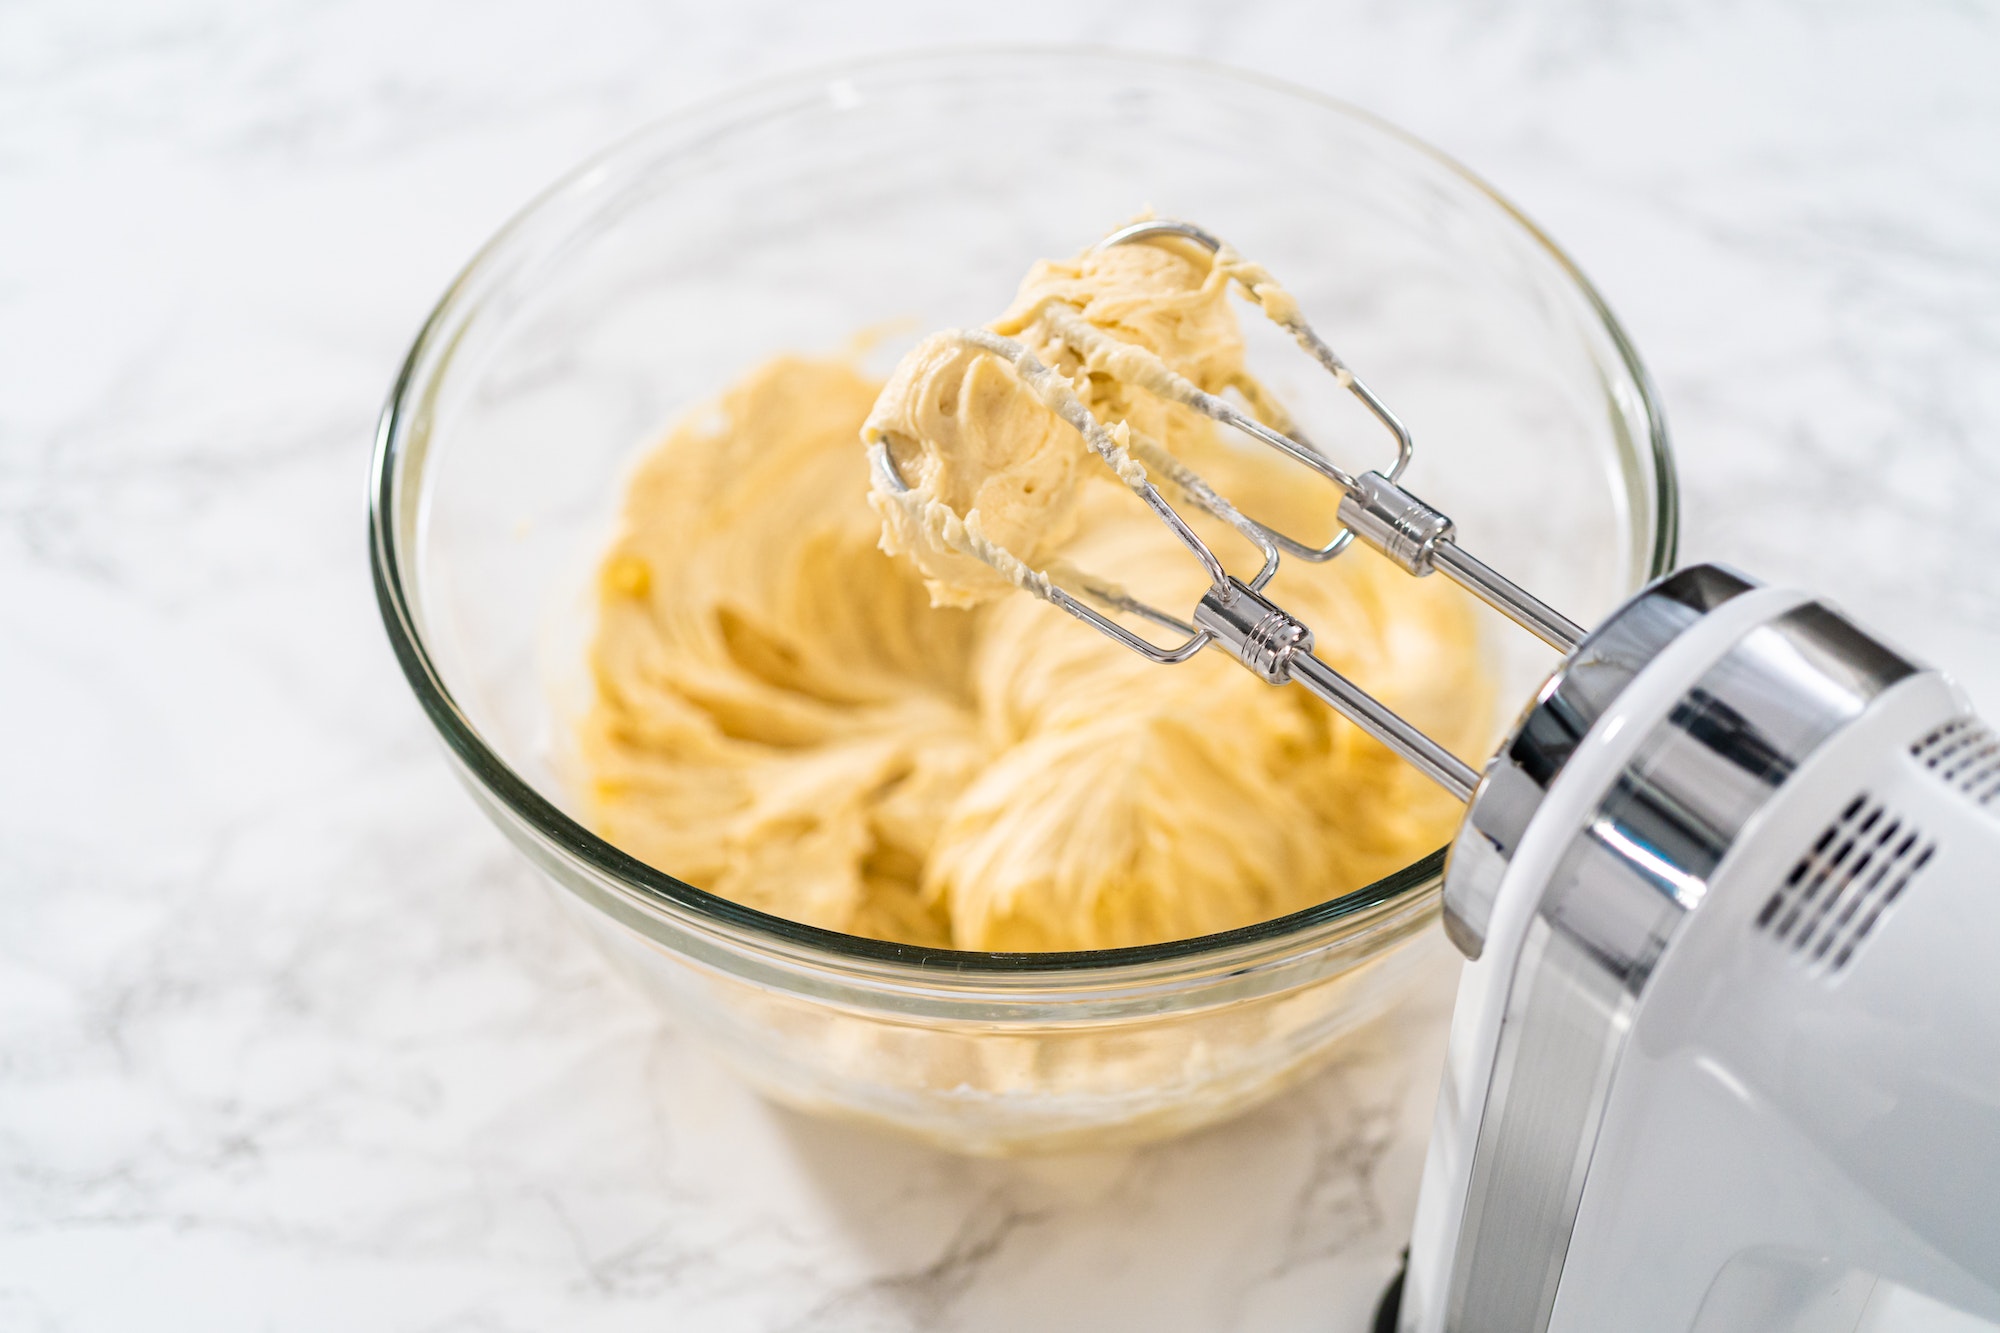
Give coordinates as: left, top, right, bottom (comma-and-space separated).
6, 3, 1999, 1329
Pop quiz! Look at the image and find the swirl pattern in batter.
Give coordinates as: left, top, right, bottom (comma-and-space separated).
580, 232, 1489, 951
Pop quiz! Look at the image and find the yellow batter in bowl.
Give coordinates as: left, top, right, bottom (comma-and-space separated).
580, 230, 1490, 952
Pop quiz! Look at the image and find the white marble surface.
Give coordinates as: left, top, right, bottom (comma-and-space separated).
6, 3, 2000, 1329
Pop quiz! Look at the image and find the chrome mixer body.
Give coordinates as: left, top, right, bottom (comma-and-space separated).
1405, 564, 2000, 1332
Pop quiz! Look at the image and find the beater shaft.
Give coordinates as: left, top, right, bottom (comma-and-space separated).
1193, 578, 1482, 801
1336, 469, 1585, 652
1433, 543, 1583, 652
1291, 655, 1481, 800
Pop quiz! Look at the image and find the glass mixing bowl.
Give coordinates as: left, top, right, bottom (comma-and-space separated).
370, 49, 1676, 1154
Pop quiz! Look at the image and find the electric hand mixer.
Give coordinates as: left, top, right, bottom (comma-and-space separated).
872, 220, 2000, 1333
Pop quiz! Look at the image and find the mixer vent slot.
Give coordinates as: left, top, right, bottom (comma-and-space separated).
1910, 717, 2000, 805
1755, 793, 1934, 974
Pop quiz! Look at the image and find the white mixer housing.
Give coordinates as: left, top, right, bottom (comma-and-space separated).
842, 222, 2000, 1329
1401, 565, 2000, 1333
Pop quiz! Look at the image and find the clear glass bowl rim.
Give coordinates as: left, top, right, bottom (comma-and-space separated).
368, 46, 1679, 984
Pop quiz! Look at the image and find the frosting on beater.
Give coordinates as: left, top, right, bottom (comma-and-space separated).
579, 231, 1490, 951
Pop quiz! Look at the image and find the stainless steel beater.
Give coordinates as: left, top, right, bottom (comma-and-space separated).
868, 218, 1583, 802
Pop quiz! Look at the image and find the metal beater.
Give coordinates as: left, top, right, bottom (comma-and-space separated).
869, 218, 1580, 802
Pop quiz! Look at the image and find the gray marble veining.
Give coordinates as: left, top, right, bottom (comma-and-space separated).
4, 2, 1998, 1329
